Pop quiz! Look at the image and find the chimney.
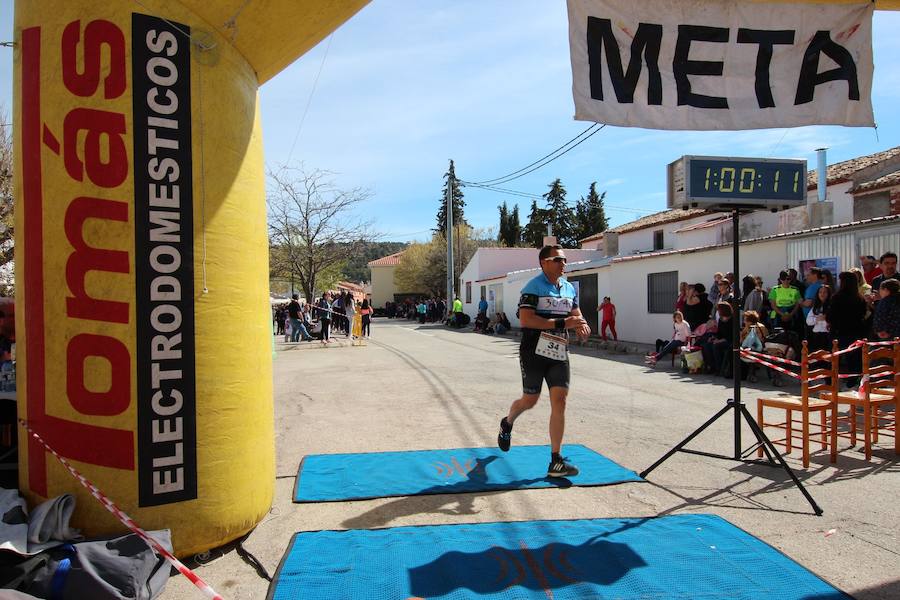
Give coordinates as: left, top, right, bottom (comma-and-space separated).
543, 223, 557, 247
816, 148, 827, 203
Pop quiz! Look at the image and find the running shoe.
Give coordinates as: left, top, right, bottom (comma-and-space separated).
497, 417, 512, 452
547, 456, 579, 478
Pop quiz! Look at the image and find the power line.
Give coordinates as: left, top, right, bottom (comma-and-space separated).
471, 123, 601, 185
461, 180, 654, 214
286, 33, 335, 165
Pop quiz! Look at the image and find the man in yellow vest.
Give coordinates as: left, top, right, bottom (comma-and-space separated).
451, 295, 464, 328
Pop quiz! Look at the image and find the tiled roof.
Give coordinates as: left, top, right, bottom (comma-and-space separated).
612, 214, 900, 263
608, 208, 709, 234
579, 231, 604, 243
367, 250, 405, 267
673, 215, 732, 233
808, 146, 900, 188
853, 171, 900, 193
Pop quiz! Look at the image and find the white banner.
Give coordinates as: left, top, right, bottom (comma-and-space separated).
567, 0, 874, 130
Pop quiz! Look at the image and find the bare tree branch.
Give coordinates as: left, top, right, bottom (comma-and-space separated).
267, 165, 376, 302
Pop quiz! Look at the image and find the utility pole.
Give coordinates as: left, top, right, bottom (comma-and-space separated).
446, 170, 454, 310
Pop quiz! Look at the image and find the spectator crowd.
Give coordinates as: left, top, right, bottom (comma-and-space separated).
273, 290, 373, 344
645, 252, 900, 387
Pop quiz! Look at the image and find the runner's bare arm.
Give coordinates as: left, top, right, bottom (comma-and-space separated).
519, 307, 586, 330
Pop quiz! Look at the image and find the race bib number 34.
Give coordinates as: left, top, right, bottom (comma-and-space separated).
535, 332, 568, 361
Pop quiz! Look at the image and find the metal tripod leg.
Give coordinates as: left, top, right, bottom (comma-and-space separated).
640, 403, 732, 478
740, 404, 823, 516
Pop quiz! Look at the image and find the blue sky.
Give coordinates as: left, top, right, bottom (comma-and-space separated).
3, 2, 900, 242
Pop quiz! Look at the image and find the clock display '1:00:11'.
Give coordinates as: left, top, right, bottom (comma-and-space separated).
705, 167, 799, 194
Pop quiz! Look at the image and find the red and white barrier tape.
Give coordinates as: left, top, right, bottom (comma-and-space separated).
740, 350, 801, 367
739, 351, 802, 379
18, 419, 224, 600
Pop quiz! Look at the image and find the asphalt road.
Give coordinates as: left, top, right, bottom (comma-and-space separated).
161, 318, 900, 600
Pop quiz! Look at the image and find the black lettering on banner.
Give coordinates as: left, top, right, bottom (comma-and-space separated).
587, 17, 663, 105
736, 28, 795, 108
132, 13, 197, 506
795, 30, 860, 105
673, 24, 729, 109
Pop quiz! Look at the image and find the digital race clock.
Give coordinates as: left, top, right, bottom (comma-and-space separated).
667, 155, 807, 211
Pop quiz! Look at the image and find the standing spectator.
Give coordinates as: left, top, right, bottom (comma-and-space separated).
769, 270, 802, 333
805, 285, 832, 351
287, 294, 304, 343
801, 267, 822, 320
683, 284, 713, 331
478, 295, 489, 318
417, 299, 427, 324
451, 295, 464, 327
873, 279, 900, 339
675, 281, 689, 312
787, 268, 806, 296
345, 294, 356, 337
860, 255, 882, 285
317, 293, 333, 343
597, 296, 618, 341
275, 305, 286, 335
359, 299, 373, 338
870, 252, 899, 300
709, 272, 724, 304
820, 269, 835, 290
827, 272, 868, 387
645, 310, 692, 367
742, 275, 765, 315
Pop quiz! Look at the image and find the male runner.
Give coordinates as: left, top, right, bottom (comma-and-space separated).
497, 245, 590, 477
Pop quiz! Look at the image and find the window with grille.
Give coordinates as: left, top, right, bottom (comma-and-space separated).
648, 271, 678, 314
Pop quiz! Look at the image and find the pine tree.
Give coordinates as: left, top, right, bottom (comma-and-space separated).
434, 159, 466, 235
543, 179, 576, 247
498, 201, 510, 246
523, 200, 548, 248
509, 204, 522, 247
574, 182, 608, 243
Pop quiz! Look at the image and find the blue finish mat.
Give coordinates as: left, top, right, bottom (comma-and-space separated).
268, 514, 850, 600
292, 444, 641, 502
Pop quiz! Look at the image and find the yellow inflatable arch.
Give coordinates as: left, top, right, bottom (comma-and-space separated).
11, 0, 898, 556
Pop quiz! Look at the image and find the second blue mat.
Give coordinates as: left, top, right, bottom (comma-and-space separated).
269, 514, 851, 600
293, 444, 641, 502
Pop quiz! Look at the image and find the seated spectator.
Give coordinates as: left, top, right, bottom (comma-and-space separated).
645, 310, 692, 367
473, 312, 490, 333
873, 279, 900, 339
740, 311, 768, 382
701, 302, 735, 377
495, 312, 511, 335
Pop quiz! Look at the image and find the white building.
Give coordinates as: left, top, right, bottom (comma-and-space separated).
460, 146, 900, 344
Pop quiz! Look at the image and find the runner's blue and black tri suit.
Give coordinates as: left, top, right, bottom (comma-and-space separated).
518, 273, 578, 394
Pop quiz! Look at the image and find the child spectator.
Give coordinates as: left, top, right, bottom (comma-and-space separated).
675, 281, 689, 312
645, 311, 692, 367
598, 296, 618, 341
359, 299, 373, 338
805, 284, 832, 351
701, 302, 735, 377
740, 311, 768, 382
873, 279, 900, 339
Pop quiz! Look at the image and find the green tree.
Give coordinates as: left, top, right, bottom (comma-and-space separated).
395, 227, 496, 297
574, 182, 608, 243
523, 200, 548, 248
434, 159, 466, 234
497, 201, 521, 247
543, 179, 576, 247
0, 107, 14, 294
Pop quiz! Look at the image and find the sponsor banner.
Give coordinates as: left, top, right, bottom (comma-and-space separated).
567, 0, 874, 130
132, 13, 198, 506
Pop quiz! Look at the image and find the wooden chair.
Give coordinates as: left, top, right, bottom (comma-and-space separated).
820, 340, 899, 460
757, 340, 839, 468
